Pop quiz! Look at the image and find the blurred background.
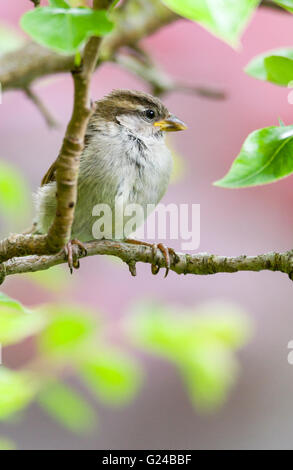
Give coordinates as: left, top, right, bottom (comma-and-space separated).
1, 0, 293, 450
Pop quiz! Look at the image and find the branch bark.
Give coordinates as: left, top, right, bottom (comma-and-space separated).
46, 0, 114, 252
0, 0, 177, 91
0, 0, 286, 92
0, 0, 113, 261
1, 241, 293, 283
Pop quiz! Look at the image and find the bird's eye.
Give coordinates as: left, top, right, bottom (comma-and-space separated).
145, 109, 155, 120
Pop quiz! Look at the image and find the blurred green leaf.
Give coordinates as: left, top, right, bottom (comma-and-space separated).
0, 161, 31, 227
127, 303, 189, 359
128, 301, 252, 410
273, 0, 293, 12
0, 292, 30, 313
0, 293, 45, 346
128, 302, 250, 358
214, 125, 293, 187
37, 381, 96, 433
0, 437, 16, 450
192, 302, 252, 348
264, 56, 293, 86
38, 305, 95, 357
24, 265, 69, 293
50, 0, 70, 7
181, 342, 237, 410
79, 349, 141, 405
0, 22, 24, 56
161, 0, 259, 47
69, 0, 88, 6
0, 368, 37, 420
245, 47, 293, 84
167, 139, 186, 184
21, 3, 114, 54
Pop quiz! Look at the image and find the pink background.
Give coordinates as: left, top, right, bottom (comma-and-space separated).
1, 1, 293, 449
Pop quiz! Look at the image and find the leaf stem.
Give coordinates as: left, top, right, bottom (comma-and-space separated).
74, 51, 81, 67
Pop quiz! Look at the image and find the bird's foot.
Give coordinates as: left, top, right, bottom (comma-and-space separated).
151, 243, 176, 278
125, 239, 175, 278
64, 239, 87, 274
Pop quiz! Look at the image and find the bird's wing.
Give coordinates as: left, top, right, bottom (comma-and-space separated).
41, 160, 57, 186
41, 120, 96, 186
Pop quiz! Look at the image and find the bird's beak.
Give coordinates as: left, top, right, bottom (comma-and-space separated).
154, 114, 187, 132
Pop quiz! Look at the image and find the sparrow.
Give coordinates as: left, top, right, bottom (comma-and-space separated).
34, 89, 187, 276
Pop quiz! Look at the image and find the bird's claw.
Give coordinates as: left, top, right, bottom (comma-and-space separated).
125, 238, 175, 278
151, 243, 175, 278
64, 239, 87, 274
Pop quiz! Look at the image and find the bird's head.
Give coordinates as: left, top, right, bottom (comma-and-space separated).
92, 89, 187, 138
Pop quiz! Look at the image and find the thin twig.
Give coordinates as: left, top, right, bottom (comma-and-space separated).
1, 241, 293, 284
114, 51, 226, 99
24, 87, 58, 128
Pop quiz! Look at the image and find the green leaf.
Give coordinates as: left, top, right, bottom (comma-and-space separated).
0, 293, 45, 346
264, 56, 293, 86
127, 303, 191, 360
0, 368, 37, 420
128, 301, 252, 410
38, 305, 95, 357
24, 265, 69, 293
161, 0, 259, 47
167, 139, 186, 184
20, 5, 114, 54
0, 161, 31, 227
128, 302, 250, 359
49, 0, 70, 7
0, 292, 30, 313
214, 125, 293, 188
189, 301, 252, 349
273, 0, 293, 13
79, 350, 141, 405
0, 22, 24, 56
181, 342, 238, 410
37, 381, 95, 433
0, 437, 16, 450
245, 47, 293, 85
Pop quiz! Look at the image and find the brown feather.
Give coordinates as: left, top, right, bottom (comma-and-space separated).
41, 160, 57, 186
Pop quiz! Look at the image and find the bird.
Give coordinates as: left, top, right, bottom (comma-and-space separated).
34, 89, 187, 276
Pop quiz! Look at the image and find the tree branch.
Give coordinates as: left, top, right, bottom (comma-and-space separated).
0, 0, 291, 283
1, 241, 293, 284
0, 0, 113, 261
114, 48, 226, 99
0, 0, 177, 91
24, 87, 58, 128
0, 0, 287, 93
46, 0, 114, 253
